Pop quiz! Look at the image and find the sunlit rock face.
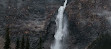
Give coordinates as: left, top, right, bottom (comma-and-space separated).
0, 0, 111, 49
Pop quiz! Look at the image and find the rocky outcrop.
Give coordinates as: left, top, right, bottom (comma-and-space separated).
87, 33, 111, 49
65, 0, 111, 49
0, 0, 111, 49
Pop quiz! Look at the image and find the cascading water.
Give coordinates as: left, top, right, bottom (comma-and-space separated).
51, 0, 68, 49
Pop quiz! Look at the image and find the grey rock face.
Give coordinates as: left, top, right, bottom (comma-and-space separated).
0, 0, 111, 49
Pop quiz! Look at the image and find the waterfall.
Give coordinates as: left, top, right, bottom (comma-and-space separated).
51, 0, 68, 49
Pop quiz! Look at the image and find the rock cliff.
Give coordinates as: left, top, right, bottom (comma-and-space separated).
0, 0, 111, 49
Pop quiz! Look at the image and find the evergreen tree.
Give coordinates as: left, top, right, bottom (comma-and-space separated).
16, 38, 20, 49
38, 37, 42, 49
4, 27, 10, 49
20, 35, 25, 49
25, 36, 30, 49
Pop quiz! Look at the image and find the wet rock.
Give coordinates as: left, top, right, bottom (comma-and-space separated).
0, 0, 111, 49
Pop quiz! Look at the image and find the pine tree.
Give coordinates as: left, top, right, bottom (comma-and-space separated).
16, 38, 20, 49
20, 35, 25, 49
4, 27, 10, 49
25, 36, 30, 49
38, 37, 42, 49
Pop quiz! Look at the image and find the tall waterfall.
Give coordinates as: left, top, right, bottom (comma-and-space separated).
51, 0, 68, 49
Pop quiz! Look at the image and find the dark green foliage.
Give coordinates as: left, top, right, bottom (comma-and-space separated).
16, 38, 20, 49
4, 27, 10, 49
38, 37, 42, 49
25, 36, 30, 49
87, 33, 111, 49
20, 35, 25, 49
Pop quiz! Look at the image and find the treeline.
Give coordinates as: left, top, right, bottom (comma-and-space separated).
3, 26, 42, 49
4, 27, 30, 49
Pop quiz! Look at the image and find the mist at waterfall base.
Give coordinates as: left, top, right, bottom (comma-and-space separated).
50, 0, 68, 49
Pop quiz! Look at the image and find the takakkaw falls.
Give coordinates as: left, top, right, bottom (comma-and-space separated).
51, 0, 68, 49
1, 0, 111, 49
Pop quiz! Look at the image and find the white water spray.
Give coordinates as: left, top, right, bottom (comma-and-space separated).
51, 0, 68, 49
